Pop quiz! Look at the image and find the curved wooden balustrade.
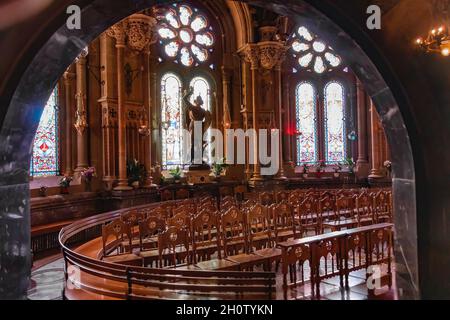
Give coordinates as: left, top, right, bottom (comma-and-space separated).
59, 201, 276, 300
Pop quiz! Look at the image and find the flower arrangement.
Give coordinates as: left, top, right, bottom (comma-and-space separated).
334, 163, 343, 173
384, 160, 392, 170
59, 176, 73, 188
211, 158, 229, 177
81, 167, 96, 183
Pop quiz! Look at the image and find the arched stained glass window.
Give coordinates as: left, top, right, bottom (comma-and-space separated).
161, 73, 183, 169
324, 82, 346, 164
189, 76, 212, 163
30, 88, 60, 177
295, 82, 318, 165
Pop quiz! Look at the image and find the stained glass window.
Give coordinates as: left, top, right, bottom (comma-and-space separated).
291, 26, 341, 74
295, 83, 318, 165
189, 76, 212, 164
30, 88, 60, 177
156, 3, 214, 67
324, 82, 346, 164
161, 73, 183, 169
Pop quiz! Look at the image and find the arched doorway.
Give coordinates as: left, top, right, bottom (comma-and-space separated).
0, 0, 418, 299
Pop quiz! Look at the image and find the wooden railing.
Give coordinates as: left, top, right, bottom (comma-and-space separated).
278, 223, 393, 298
59, 202, 276, 300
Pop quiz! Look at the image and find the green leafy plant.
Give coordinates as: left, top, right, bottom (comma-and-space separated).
344, 157, 355, 173
211, 158, 229, 177
127, 159, 147, 185
59, 176, 73, 188
169, 166, 183, 181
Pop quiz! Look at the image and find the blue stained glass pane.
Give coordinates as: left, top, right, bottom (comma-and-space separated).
161, 73, 183, 169
324, 82, 346, 164
30, 88, 59, 177
189, 77, 211, 164
295, 83, 318, 165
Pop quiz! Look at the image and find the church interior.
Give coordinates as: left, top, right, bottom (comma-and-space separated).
0, 0, 450, 301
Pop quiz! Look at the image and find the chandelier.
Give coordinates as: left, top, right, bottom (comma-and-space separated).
415, 0, 450, 56
416, 25, 450, 56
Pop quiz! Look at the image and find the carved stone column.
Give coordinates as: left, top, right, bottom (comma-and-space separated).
107, 23, 131, 190
274, 61, 286, 179
356, 79, 369, 178
74, 48, 89, 177
241, 45, 263, 182
63, 67, 75, 176
369, 99, 383, 178
222, 66, 232, 158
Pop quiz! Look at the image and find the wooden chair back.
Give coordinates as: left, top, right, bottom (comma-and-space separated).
191, 209, 221, 263
355, 193, 375, 226
247, 204, 273, 251
373, 191, 392, 223
259, 192, 275, 206
167, 211, 191, 230
271, 201, 296, 242
297, 198, 320, 236
121, 210, 145, 227
175, 188, 190, 200
138, 216, 166, 250
158, 226, 191, 268
220, 206, 247, 256
160, 189, 173, 201
102, 218, 132, 257
275, 190, 290, 203
335, 195, 356, 220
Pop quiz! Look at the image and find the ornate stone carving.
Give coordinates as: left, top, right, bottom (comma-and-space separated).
106, 22, 126, 46
74, 92, 88, 134
125, 14, 157, 52
241, 44, 260, 69
258, 42, 288, 70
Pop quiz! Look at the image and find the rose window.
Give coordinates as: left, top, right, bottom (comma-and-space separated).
291, 26, 342, 74
156, 4, 214, 67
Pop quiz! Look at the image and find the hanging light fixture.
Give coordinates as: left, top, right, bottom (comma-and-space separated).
415, 0, 450, 57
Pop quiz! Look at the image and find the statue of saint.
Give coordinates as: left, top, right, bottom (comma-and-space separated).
183, 86, 212, 168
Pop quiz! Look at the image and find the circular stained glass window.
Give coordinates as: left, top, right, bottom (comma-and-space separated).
156, 4, 214, 66
291, 26, 342, 74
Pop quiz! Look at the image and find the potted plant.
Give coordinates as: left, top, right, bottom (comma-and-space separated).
344, 157, 355, 174
301, 163, 309, 178
315, 160, 326, 178
81, 167, 96, 192
59, 176, 73, 194
169, 166, 183, 183
211, 158, 229, 181
127, 159, 147, 189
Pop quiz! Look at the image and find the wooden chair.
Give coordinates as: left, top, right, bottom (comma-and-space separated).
138, 216, 166, 267
322, 195, 357, 231
121, 210, 145, 227
373, 191, 392, 223
148, 206, 170, 220
247, 204, 281, 270
175, 188, 190, 200
101, 219, 142, 266
234, 185, 248, 203
191, 209, 221, 263
221, 206, 265, 270
318, 197, 337, 233
167, 211, 191, 231
275, 190, 290, 203
259, 192, 275, 206
355, 193, 375, 226
160, 189, 173, 201
158, 226, 191, 268
296, 198, 320, 237
272, 201, 297, 243
219, 186, 233, 198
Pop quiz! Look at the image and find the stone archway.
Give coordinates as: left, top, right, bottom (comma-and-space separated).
0, 0, 418, 299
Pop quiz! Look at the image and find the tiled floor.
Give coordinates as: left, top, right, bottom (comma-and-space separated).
28, 255, 396, 300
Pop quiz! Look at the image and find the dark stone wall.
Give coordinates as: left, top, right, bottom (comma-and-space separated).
0, 0, 449, 299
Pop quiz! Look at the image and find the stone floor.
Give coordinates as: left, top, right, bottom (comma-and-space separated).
28, 253, 396, 300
